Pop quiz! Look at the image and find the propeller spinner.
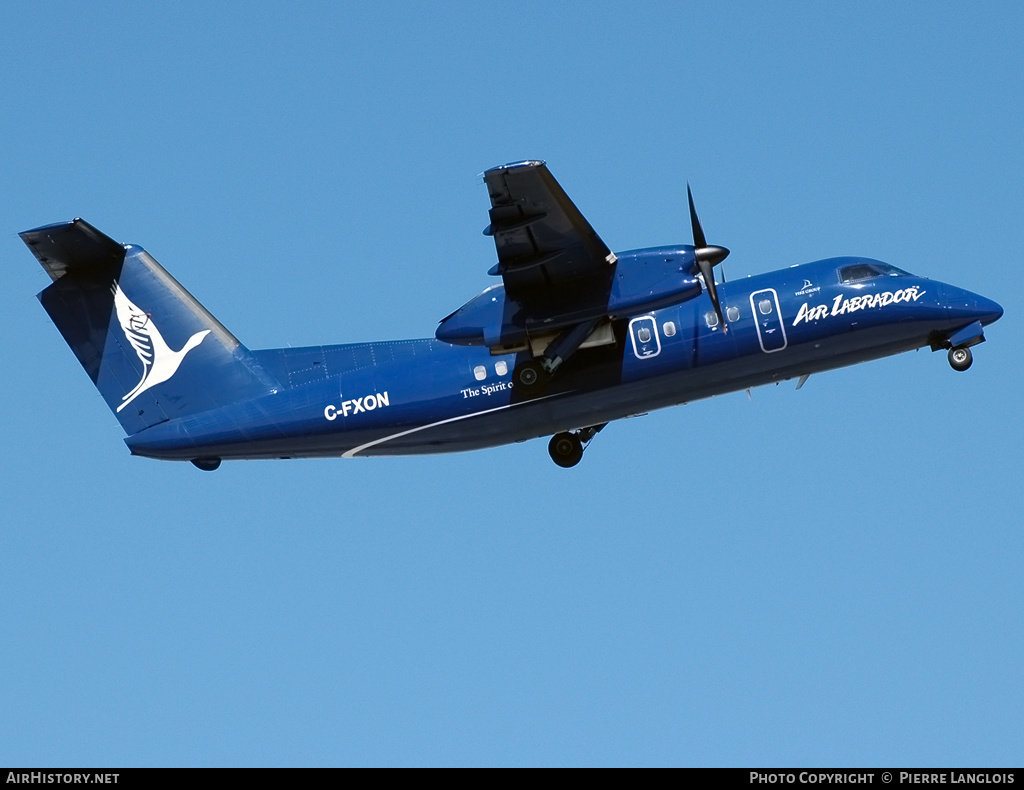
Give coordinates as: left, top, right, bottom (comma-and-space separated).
687, 184, 730, 330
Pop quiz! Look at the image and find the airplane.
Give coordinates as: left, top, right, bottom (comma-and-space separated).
21, 160, 1003, 470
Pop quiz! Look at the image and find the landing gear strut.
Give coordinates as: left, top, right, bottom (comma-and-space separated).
948, 346, 973, 372
547, 423, 607, 468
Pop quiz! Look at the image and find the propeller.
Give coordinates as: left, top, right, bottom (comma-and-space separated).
687, 183, 730, 331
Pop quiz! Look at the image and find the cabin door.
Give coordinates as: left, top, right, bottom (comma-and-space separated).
749, 288, 788, 353
628, 316, 661, 359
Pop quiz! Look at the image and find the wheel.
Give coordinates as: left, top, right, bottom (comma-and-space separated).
948, 346, 973, 372
513, 359, 550, 395
548, 432, 583, 468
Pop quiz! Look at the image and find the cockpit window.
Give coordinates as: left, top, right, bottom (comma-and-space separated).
839, 264, 883, 283
876, 263, 911, 277
839, 262, 910, 283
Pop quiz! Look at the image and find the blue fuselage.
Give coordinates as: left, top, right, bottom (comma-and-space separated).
123, 256, 1002, 461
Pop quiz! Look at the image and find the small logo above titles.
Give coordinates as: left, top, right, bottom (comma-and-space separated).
795, 279, 820, 297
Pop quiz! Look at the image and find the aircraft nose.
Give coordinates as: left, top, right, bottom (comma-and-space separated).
970, 293, 1004, 325
944, 285, 1004, 326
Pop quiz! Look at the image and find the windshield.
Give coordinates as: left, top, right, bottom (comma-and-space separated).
838, 262, 911, 284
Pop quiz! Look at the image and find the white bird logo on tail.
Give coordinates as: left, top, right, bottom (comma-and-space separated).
111, 281, 211, 412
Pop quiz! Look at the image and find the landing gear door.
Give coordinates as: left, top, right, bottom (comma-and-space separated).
628, 316, 661, 359
750, 288, 788, 353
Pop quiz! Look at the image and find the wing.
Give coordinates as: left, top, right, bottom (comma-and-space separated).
483, 161, 616, 300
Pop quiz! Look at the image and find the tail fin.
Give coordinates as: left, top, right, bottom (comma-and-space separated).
22, 219, 277, 436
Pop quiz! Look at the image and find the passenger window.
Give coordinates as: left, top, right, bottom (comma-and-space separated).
495, 360, 508, 376
726, 306, 740, 322
759, 299, 773, 315
637, 327, 652, 343
474, 365, 486, 381
663, 321, 677, 337
705, 311, 719, 328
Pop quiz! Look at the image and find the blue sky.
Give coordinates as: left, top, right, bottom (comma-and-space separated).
2, 1, 1021, 766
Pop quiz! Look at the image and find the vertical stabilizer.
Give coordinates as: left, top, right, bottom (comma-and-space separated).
22, 219, 277, 435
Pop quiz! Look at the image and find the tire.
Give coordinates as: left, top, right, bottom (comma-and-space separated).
948, 346, 973, 372
548, 432, 583, 468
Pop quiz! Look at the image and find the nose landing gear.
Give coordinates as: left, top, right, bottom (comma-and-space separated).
948, 346, 973, 372
547, 423, 607, 468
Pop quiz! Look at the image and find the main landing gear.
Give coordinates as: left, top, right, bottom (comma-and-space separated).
513, 359, 551, 396
948, 346, 973, 372
512, 319, 602, 396
547, 423, 606, 468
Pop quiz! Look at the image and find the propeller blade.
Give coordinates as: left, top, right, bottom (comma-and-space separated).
687, 183, 730, 331
687, 183, 707, 249
697, 257, 726, 331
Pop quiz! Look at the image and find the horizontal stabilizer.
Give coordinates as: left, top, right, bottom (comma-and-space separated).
20, 218, 126, 282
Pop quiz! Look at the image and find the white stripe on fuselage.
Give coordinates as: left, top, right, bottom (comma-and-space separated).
341, 393, 564, 458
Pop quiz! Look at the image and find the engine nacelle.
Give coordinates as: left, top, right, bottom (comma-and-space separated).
436, 245, 703, 347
